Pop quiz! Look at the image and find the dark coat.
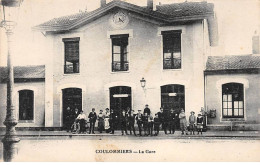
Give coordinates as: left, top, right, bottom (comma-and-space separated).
144, 108, 151, 115
88, 112, 97, 122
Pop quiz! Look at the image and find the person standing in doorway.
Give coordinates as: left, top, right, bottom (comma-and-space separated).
121, 110, 129, 135
144, 104, 151, 116
65, 106, 72, 132
136, 110, 143, 136
128, 109, 136, 136
109, 109, 116, 134
88, 108, 97, 134
179, 109, 188, 135
169, 108, 178, 134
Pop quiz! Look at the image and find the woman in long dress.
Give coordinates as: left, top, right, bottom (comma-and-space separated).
104, 108, 110, 133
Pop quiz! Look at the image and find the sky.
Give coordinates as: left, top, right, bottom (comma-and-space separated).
0, 0, 259, 66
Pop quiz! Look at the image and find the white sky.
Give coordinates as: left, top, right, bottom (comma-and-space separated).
0, 0, 259, 66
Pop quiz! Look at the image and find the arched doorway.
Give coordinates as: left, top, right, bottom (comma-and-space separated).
62, 88, 82, 127
110, 86, 131, 129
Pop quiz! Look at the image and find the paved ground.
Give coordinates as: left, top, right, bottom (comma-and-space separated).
0, 130, 260, 138
0, 135, 260, 162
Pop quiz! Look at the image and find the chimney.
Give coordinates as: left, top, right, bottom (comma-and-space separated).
252, 31, 260, 54
101, 0, 106, 8
147, 0, 153, 10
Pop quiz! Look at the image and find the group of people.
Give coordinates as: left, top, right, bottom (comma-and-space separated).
65, 104, 205, 136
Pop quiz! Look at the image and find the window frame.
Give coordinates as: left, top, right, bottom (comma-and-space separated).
162, 30, 182, 70
222, 83, 244, 118
111, 34, 129, 72
63, 37, 80, 74
18, 90, 34, 121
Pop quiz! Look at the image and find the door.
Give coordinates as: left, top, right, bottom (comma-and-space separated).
62, 88, 82, 126
161, 84, 185, 128
110, 86, 131, 129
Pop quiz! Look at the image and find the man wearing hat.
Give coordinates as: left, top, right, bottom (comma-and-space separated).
135, 110, 143, 136
88, 108, 97, 134
128, 109, 136, 136
109, 109, 117, 134
189, 111, 196, 135
120, 110, 129, 135
143, 104, 151, 116
168, 108, 178, 134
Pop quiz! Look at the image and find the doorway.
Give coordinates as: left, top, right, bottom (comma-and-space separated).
110, 86, 131, 129
62, 88, 82, 126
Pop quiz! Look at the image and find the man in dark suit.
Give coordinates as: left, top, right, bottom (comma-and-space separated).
128, 109, 136, 136
109, 109, 117, 134
135, 110, 143, 136
169, 108, 178, 134
88, 108, 97, 134
121, 110, 129, 135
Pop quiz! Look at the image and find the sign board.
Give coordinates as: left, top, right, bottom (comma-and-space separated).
113, 94, 129, 98
168, 93, 177, 96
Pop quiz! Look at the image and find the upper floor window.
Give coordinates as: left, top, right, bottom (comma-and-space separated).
111, 34, 129, 72
222, 83, 244, 118
63, 38, 80, 74
19, 90, 34, 120
162, 30, 181, 69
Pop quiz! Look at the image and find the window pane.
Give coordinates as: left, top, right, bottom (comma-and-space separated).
239, 109, 244, 116
164, 53, 171, 59
234, 101, 239, 108
113, 53, 121, 61
234, 108, 239, 116
227, 109, 232, 116
228, 102, 232, 109
173, 52, 181, 59
223, 102, 228, 108
228, 94, 232, 101
113, 46, 120, 54
223, 109, 226, 116
223, 95, 228, 101
239, 101, 243, 108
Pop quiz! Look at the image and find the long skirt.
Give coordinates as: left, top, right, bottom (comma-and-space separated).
104, 118, 110, 130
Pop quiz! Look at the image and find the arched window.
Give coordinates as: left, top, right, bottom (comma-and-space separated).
222, 83, 244, 118
19, 90, 34, 120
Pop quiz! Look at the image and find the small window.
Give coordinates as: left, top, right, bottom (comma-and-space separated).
162, 31, 181, 69
222, 83, 244, 118
111, 34, 129, 72
19, 90, 34, 120
63, 38, 80, 74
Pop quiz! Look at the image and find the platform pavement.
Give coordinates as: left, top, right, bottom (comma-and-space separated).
0, 130, 259, 138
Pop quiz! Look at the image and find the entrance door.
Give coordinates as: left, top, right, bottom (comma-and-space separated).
110, 86, 131, 129
161, 84, 185, 128
62, 88, 82, 126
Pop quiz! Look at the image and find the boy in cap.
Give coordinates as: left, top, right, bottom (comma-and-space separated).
144, 104, 151, 116
189, 111, 196, 135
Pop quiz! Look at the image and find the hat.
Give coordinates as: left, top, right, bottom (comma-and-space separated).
100, 109, 103, 111
138, 109, 141, 111
190, 111, 195, 114
105, 108, 109, 110
145, 104, 148, 106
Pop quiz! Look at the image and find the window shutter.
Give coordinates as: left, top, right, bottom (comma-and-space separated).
65, 42, 79, 62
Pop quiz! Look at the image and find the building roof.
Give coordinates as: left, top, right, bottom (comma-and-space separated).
0, 65, 45, 83
205, 55, 260, 73
33, 1, 214, 31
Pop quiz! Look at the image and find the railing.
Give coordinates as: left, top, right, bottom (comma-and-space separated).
64, 63, 79, 74
112, 61, 129, 72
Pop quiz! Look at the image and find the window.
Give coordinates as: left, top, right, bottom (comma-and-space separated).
63, 38, 80, 74
162, 30, 181, 69
111, 34, 129, 72
222, 83, 244, 118
19, 90, 34, 120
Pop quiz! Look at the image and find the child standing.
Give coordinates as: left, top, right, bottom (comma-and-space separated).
189, 111, 196, 135
148, 114, 154, 136
142, 112, 149, 136
197, 113, 204, 135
